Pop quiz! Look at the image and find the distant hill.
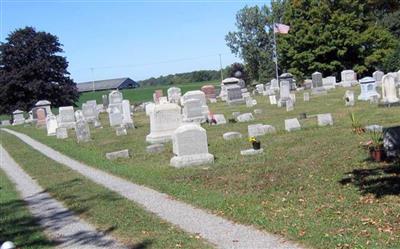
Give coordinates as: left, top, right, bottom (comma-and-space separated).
139, 70, 221, 86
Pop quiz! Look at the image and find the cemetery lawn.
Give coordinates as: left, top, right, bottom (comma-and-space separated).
6, 86, 400, 249
0, 168, 54, 249
0, 132, 213, 249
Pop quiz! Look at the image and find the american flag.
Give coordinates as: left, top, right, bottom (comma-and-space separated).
274, 23, 290, 34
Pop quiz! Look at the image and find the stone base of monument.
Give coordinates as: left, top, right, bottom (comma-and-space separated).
170, 153, 214, 168
146, 132, 173, 144
240, 148, 264, 156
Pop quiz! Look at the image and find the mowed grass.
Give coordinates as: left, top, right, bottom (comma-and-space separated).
7, 86, 400, 249
0, 132, 213, 249
0, 168, 54, 249
77, 81, 219, 107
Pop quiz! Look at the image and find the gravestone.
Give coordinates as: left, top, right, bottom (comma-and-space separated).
340, 70, 357, 87
232, 112, 241, 119
153, 89, 163, 104
248, 124, 276, 138
75, 110, 85, 121
58, 106, 76, 129
269, 95, 277, 105
108, 105, 123, 127
290, 93, 296, 103
383, 126, 400, 158
322, 76, 336, 90
146, 103, 182, 144
381, 74, 399, 104
255, 84, 264, 94
145, 103, 155, 116
56, 127, 68, 139
241, 148, 264, 156
106, 149, 130, 160
270, 78, 279, 91
181, 90, 208, 114
116, 126, 127, 136
303, 79, 312, 89
36, 108, 46, 128
12, 110, 25, 125
201, 85, 216, 99
75, 120, 91, 143
109, 90, 123, 105
278, 80, 291, 106
122, 100, 134, 128
82, 103, 98, 122
254, 109, 263, 115
146, 144, 165, 153
236, 113, 254, 122
170, 124, 214, 168
344, 90, 355, 106
226, 85, 245, 105
245, 96, 256, 107
102, 94, 109, 108
35, 100, 52, 116
183, 99, 205, 123
223, 132, 242, 140
286, 99, 294, 112
317, 113, 333, 126
358, 77, 380, 101
373, 70, 384, 86
213, 114, 226, 125
46, 115, 58, 136
285, 118, 301, 132
280, 73, 296, 90
312, 72, 323, 88
303, 92, 310, 102
1, 120, 10, 126
167, 87, 181, 104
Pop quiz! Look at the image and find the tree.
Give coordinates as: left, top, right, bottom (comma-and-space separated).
278, 0, 397, 80
225, 2, 285, 83
0, 27, 78, 114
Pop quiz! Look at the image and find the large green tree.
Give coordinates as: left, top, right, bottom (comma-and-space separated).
0, 27, 78, 114
278, 0, 398, 80
225, 2, 285, 83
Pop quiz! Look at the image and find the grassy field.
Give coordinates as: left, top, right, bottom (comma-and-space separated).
77, 80, 219, 107
0, 168, 54, 249
1, 132, 212, 249
5, 86, 400, 249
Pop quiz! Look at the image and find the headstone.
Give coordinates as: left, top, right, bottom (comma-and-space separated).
358, 77, 380, 101
322, 76, 336, 90
121, 100, 134, 128
232, 112, 241, 119
381, 74, 400, 104
255, 84, 264, 94
94, 119, 102, 128
317, 113, 333, 126
223, 132, 242, 140
146, 103, 182, 144
145, 103, 155, 116
269, 95, 277, 105
270, 78, 279, 91
285, 118, 301, 132
153, 89, 163, 104
146, 144, 165, 153
248, 124, 276, 137
105, 149, 130, 160
12, 110, 25, 125
96, 104, 105, 113
303, 79, 312, 89
102, 94, 109, 108
373, 70, 384, 87
109, 90, 123, 105
58, 106, 76, 129
213, 114, 226, 125
245, 96, 256, 107
56, 127, 68, 139
74, 110, 85, 121
181, 90, 208, 114
312, 72, 323, 88
82, 102, 98, 122
1, 120, 11, 126
303, 92, 310, 102
289, 93, 296, 103
108, 105, 123, 127
226, 85, 245, 105
344, 90, 355, 106
340, 70, 357, 87
286, 99, 294, 112
280, 73, 296, 90
170, 124, 214, 168
182, 98, 205, 123
241, 148, 264, 156
36, 108, 46, 128
116, 126, 127, 136
201, 85, 216, 99
167, 87, 181, 104
236, 113, 254, 122
75, 120, 91, 143
35, 100, 52, 116
46, 115, 58, 136
278, 80, 291, 105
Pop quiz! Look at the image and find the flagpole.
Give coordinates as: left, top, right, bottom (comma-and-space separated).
273, 23, 280, 88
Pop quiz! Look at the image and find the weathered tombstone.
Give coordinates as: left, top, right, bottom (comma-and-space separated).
248, 124, 276, 137
358, 77, 380, 101
213, 114, 226, 125
146, 103, 182, 144
340, 70, 357, 87
286, 99, 294, 112
35, 100, 52, 116
106, 149, 130, 160
170, 124, 214, 168
146, 144, 165, 153
56, 127, 68, 139
183, 99, 205, 123
255, 84, 264, 94
201, 85, 216, 99
12, 110, 25, 125
1, 120, 11, 126
226, 85, 245, 105
102, 94, 109, 108
153, 89, 163, 104
373, 70, 384, 87
46, 115, 58, 136
322, 76, 336, 90
108, 105, 123, 127
344, 90, 355, 106
75, 110, 85, 121
36, 108, 46, 128
303, 92, 310, 102
159, 97, 168, 104
240, 148, 264, 156
312, 72, 323, 88
82, 103, 98, 123
167, 87, 181, 104
145, 102, 155, 116
303, 79, 312, 89
381, 74, 400, 104
278, 80, 291, 105
317, 113, 333, 126
122, 100, 134, 128
109, 90, 123, 105
280, 73, 296, 90
289, 93, 296, 103
232, 112, 241, 119
223, 132, 242, 140
75, 120, 91, 143
254, 109, 263, 115
236, 113, 254, 122
245, 96, 256, 107
285, 118, 301, 132
181, 90, 208, 114
58, 106, 76, 129
269, 95, 277, 105
270, 78, 279, 91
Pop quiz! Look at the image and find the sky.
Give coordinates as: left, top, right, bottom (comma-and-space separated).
1, 0, 268, 83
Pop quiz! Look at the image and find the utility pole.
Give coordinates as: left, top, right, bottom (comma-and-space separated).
219, 54, 224, 82
91, 67, 95, 92
272, 23, 279, 87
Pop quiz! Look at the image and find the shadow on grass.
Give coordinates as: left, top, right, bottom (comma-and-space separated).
339, 163, 400, 198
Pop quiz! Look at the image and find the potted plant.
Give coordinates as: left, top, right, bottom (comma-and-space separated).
249, 136, 261, 150
350, 112, 365, 134
369, 130, 384, 162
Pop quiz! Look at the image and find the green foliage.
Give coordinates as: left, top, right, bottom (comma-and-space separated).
369, 130, 383, 149
279, 0, 398, 80
0, 27, 78, 114
382, 42, 400, 72
139, 70, 220, 86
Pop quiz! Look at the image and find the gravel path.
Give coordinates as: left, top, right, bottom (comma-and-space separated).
0, 144, 126, 249
2, 128, 305, 249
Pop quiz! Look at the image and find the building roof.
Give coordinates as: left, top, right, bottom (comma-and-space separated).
77, 77, 135, 92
